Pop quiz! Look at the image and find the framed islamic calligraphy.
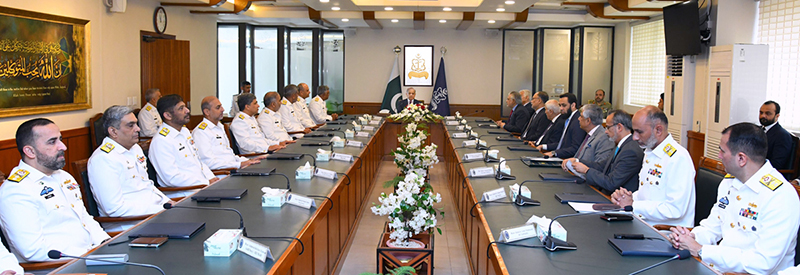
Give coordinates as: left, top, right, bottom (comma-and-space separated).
0, 6, 91, 118
403, 45, 433, 87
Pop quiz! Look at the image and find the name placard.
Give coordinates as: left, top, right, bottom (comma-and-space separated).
481, 187, 507, 202
462, 140, 477, 147
452, 132, 468, 139
331, 153, 354, 162
446, 121, 460, 126
238, 237, 273, 262
346, 140, 363, 147
356, 131, 370, 137
314, 168, 338, 180
463, 153, 484, 162
286, 193, 317, 209
469, 167, 495, 177
498, 224, 538, 243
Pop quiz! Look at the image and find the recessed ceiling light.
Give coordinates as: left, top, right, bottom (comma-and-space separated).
488, 20, 496, 24
443, 7, 452, 11
439, 19, 446, 23
385, 7, 393, 11
391, 19, 399, 23
496, 8, 505, 12
342, 18, 349, 22
331, 6, 340, 10
320, 0, 329, 2
505, 0, 515, 4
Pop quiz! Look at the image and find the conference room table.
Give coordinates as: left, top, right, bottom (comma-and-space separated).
51, 115, 719, 275
52, 115, 387, 275
442, 117, 718, 275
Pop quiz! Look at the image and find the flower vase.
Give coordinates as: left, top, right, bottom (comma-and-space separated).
377, 222, 435, 275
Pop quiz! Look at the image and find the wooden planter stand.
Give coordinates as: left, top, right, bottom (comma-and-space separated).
377, 223, 435, 275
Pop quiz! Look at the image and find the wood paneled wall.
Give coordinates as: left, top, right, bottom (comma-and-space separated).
140, 31, 191, 106
0, 127, 92, 178
343, 102, 502, 121
686, 130, 706, 170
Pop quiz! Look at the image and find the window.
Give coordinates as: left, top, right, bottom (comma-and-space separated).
758, 0, 800, 132
254, 27, 278, 101
217, 25, 239, 110
626, 19, 666, 107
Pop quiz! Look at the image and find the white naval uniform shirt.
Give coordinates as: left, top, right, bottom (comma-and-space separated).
230, 112, 276, 154
631, 134, 696, 228
693, 161, 800, 274
293, 97, 316, 128
0, 161, 109, 262
278, 98, 306, 136
257, 108, 292, 144
230, 94, 241, 117
148, 124, 214, 197
192, 118, 248, 170
88, 137, 171, 218
309, 95, 332, 124
138, 102, 162, 137
0, 245, 22, 274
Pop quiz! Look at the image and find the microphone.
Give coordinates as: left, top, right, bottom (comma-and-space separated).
628, 250, 692, 275
495, 159, 515, 180
542, 205, 634, 251
304, 133, 333, 138
163, 203, 247, 237
514, 180, 543, 206
48, 250, 165, 275
461, 109, 484, 117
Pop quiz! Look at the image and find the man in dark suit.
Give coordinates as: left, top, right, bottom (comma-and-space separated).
564, 104, 615, 171
538, 93, 586, 158
532, 99, 565, 147
760, 101, 793, 169
521, 91, 550, 142
397, 88, 422, 111
496, 91, 531, 134
568, 110, 644, 194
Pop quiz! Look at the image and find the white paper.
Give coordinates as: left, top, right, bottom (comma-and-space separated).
314, 168, 338, 180
565, 160, 586, 179
286, 193, 317, 209
526, 157, 563, 162
567, 202, 599, 213
482, 187, 507, 202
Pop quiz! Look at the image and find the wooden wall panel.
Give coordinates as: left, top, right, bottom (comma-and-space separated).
140, 32, 191, 107
343, 102, 502, 121
687, 131, 705, 169
0, 127, 91, 177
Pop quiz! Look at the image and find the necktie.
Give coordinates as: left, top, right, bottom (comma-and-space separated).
510, 108, 514, 118
536, 121, 554, 145
556, 114, 571, 150
762, 125, 767, 132
522, 110, 538, 139
603, 146, 620, 174
575, 133, 591, 159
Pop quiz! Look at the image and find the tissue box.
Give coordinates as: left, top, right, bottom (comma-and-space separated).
494, 164, 511, 174
204, 229, 243, 257
509, 184, 531, 200
296, 166, 314, 179
262, 189, 289, 207
333, 139, 345, 148
529, 216, 567, 243
345, 131, 355, 138
316, 152, 330, 162
353, 125, 362, 131
487, 150, 499, 159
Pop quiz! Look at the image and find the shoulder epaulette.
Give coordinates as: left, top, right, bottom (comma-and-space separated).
238, 114, 245, 120
281, 99, 289, 105
724, 174, 735, 179
264, 109, 270, 114
100, 142, 115, 153
314, 97, 320, 102
759, 174, 783, 191
663, 143, 677, 157
145, 105, 152, 111
159, 127, 170, 137
198, 122, 208, 130
7, 169, 29, 182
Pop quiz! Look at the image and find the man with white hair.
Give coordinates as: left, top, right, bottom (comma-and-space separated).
520, 89, 533, 113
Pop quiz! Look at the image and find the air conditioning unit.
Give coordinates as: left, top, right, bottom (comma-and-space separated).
664, 55, 695, 147
104, 0, 127, 13
704, 44, 768, 161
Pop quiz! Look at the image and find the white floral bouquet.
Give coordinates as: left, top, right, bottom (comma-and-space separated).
391, 123, 439, 180
371, 172, 443, 247
389, 103, 443, 123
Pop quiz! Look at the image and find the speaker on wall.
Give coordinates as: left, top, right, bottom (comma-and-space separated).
104, 0, 127, 13
344, 28, 357, 38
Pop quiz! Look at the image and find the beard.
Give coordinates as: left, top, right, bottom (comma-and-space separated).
638, 134, 659, 150
759, 117, 775, 126
37, 150, 65, 171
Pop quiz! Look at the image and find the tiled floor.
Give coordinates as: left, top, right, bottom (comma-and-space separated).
337, 161, 471, 275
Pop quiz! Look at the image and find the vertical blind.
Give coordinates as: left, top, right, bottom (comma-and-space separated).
758, 0, 800, 132
627, 19, 666, 107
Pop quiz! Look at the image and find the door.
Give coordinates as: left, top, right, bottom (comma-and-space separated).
141, 31, 191, 107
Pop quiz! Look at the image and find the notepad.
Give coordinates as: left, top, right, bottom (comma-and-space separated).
129, 222, 206, 239
231, 167, 276, 176
555, 192, 608, 204
507, 146, 538, 151
539, 173, 579, 182
521, 158, 561, 167
266, 153, 303, 160
607, 238, 679, 257
192, 189, 248, 201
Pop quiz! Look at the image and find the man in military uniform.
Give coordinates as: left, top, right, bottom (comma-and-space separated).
257, 92, 295, 144
0, 118, 110, 262
295, 83, 322, 128
149, 94, 217, 197
88, 106, 173, 232
670, 123, 800, 274
138, 88, 162, 137
229, 81, 251, 117
309, 85, 338, 124
193, 96, 266, 170
230, 93, 285, 154
279, 85, 313, 138
611, 106, 696, 227
587, 89, 612, 117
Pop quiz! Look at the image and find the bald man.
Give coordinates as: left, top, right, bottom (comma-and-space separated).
192, 96, 265, 170
295, 83, 320, 128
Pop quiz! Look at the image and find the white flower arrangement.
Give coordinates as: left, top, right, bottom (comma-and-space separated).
391, 123, 439, 179
371, 172, 443, 247
389, 103, 443, 123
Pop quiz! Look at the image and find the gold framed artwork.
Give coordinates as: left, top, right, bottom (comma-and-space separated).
404, 45, 433, 87
0, 6, 91, 118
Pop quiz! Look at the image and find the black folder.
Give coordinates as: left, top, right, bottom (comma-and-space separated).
554, 192, 609, 204
191, 189, 248, 201
266, 153, 303, 160
521, 158, 560, 167
496, 137, 522, 142
231, 167, 276, 176
326, 121, 346, 125
129, 222, 206, 239
475, 118, 493, 123
539, 173, 579, 182
507, 146, 538, 151
316, 128, 340, 131
487, 131, 510, 135
608, 238, 680, 257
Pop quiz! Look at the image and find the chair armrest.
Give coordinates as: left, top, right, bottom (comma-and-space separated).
212, 169, 232, 176
652, 224, 693, 231
157, 184, 207, 192
21, 260, 71, 270
240, 153, 267, 158
94, 214, 152, 223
